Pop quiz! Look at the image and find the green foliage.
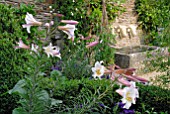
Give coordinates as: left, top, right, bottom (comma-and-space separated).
60, 27, 115, 79
9, 54, 62, 114
136, 84, 170, 113
53, 0, 124, 36
41, 77, 121, 113
144, 20, 170, 89
0, 4, 33, 114
40, 76, 170, 113
135, 0, 170, 45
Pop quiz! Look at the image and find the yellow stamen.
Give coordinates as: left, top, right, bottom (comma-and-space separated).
96, 69, 101, 76
126, 92, 132, 101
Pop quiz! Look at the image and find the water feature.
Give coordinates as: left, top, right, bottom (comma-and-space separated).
114, 45, 157, 70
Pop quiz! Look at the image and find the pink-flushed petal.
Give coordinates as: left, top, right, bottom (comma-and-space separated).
104, 69, 112, 74
127, 68, 136, 72
110, 76, 115, 81
44, 23, 50, 27
61, 20, 79, 25
80, 36, 92, 40
50, 21, 54, 25
116, 89, 123, 96
58, 24, 75, 41
71, 37, 74, 42
53, 13, 64, 17
15, 39, 30, 49
86, 41, 99, 48
115, 64, 121, 69
43, 13, 52, 16
25, 12, 42, 26
123, 74, 139, 82
58, 25, 75, 30
117, 77, 131, 86
132, 75, 149, 82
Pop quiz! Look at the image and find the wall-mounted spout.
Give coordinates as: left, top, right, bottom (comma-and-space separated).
126, 27, 131, 39
113, 26, 121, 38
112, 24, 138, 39
127, 25, 138, 37
118, 25, 128, 38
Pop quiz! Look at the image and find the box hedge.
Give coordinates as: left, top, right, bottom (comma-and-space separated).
0, 4, 34, 114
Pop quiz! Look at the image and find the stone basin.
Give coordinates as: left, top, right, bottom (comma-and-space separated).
114, 45, 157, 69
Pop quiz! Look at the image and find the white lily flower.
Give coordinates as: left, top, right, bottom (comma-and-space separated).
15, 39, 30, 49
52, 46, 61, 59
58, 24, 76, 41
43, 43, 55, 58
92, 61, 105, 79
31, 44, 39, 54
117, 82, 139, 109
22, 12, 42, 33
43, 43, 61, 59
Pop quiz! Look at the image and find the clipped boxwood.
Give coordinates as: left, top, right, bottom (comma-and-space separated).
0, 4, 34, 114
136, 84, 170, 113
41, 76, 170, 113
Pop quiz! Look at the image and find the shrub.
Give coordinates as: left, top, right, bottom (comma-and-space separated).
53, 0, 125, 36
0, 4, 34, 114
136, 84, 170, 113
41, 76, 170, 113
135, 0, 170, 45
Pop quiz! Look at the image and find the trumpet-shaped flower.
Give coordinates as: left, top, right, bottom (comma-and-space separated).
31, 44, 39, 54
92, 61, 105, 79
86, 40, 99, 48
22, 12, 42, 33
52, 46, 61, 59
15, 39, 30, 49
61, 20, 79, 25
58, 24, 75, 41
116, 82, 139, 109
43, 43, 61, 59
43, 43, 54, 57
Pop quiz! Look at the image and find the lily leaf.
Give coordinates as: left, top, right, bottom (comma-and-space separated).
36, 90, 50, 101
51, 98, 63, 106
8, 79, 26, 95
12, 107, 28, 114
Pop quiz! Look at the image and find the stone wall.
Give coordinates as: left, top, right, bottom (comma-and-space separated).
0, 0, 64, 46
110, 0, 143, 48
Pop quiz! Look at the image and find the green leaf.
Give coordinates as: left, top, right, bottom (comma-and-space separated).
36, 90, 50, 101
12, 107, 28, 114
51, 98, 63, 106
8, 79, 26, 95
50, 70, 62, 77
